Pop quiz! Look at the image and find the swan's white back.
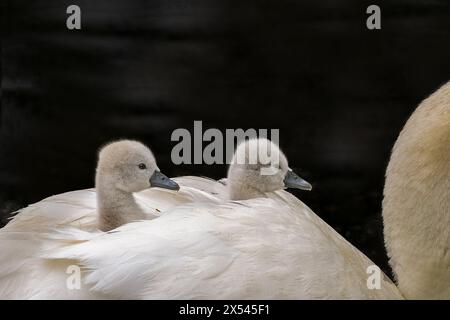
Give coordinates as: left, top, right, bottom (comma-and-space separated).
1, 186, 402, 299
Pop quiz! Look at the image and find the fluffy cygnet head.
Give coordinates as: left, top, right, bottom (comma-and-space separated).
227, 138, 312, 200
96, 140, 179, 231
96, 140, 179, 193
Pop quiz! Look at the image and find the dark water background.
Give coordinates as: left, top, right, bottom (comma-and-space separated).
1, 0, 450, 277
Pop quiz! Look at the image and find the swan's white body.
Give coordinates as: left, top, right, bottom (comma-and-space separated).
0, 177, 401, 299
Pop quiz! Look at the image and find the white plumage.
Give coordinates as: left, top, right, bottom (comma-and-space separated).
40, 192, 401, 299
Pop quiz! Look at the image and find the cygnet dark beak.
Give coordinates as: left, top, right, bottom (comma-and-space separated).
150, 171, 180, 191
283, 170, 312, 191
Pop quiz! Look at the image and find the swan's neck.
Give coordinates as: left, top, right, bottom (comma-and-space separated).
382, 83, 450, 299
226, 165, 269, 200
96, 183, 145, 232
227, 180, 265, 200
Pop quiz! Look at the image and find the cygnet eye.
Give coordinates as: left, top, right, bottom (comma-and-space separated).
138, 163, 147, 170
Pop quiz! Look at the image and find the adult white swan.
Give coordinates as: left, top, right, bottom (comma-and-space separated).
11, 138, 403, 299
